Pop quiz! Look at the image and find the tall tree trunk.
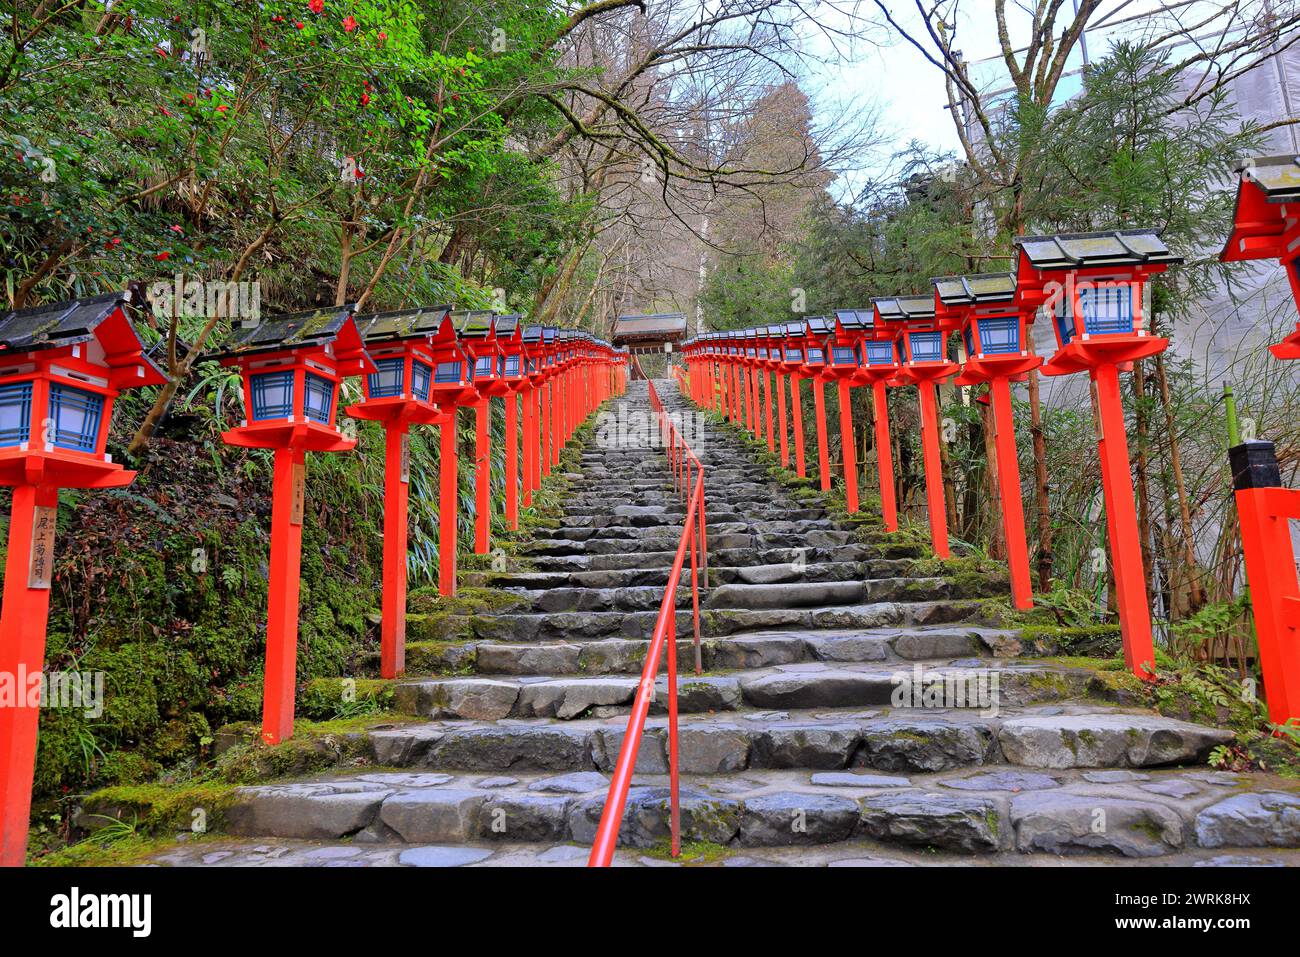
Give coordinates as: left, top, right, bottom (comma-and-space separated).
1132, 360, 1157, 613
1153, 350, 1205, 611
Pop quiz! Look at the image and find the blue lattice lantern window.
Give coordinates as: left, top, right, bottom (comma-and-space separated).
864, 340, 897, 370
366, 357, 405, 398
902, 329, 944, 364
303, 373, 335, 425
48, 383, 105, 451
973, 315, 1020, 355
0, 381, 33, 447
250, 370, 294, 419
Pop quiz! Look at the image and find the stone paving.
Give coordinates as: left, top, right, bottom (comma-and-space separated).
132, 379, 1300, 866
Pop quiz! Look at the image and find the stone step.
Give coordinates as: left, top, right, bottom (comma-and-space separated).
409, 625, 1025, 678
361, 706, 1232, 777
191, 763, 1298, 857
455, 599, 988, 644
391, 658, 1097, 721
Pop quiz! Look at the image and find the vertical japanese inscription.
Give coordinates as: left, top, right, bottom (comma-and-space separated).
28, 505, 57, 589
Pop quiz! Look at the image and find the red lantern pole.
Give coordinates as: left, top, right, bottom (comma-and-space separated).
1094, 363, 1155, 679
915, 381, 950, 559
989, 377, 1033, 608
439, 411, 459, 597
763, 368, 775, 452
790, 375, 807, 478
474, 399, 491, 554
0, 484, 58, 867
776, 372, 790, 467
505, 392, 519, 529
540, 380, 552, 478
872, 381, 897, 531
837, 378, 859, 512
812, 376, 831, 492
381, 423, 410, 675
264, 446, 307, 743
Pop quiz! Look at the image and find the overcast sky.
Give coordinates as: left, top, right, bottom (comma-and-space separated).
799, 0, 1244, 194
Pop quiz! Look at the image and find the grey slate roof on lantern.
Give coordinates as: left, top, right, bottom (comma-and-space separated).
0, 290, 135, 353
213, 304, 357, 358
1014, 230, 1182, 270
765, 325, 786, 337
834, 309, 874, 330
452, 310, 496, 338
542, 326, 559, 344
1236, 154, 1300, 201
932, 273, 1017, 306
355, 305, 452, 342
611, 312, 688, 345
872, 295, 936, 321
522, 324, 542, 344
805, 316, 833, 335
494, 314, 521, 338
783, 321, 805, 336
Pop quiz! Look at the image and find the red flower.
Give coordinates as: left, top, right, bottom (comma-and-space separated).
216, 104, 229, 113
360, 92, 370, 106
342, 15, 357, 32
354, 167, 365, 179
308, 0, 324, 12
155, 252, 171, 261
294, 21, 304, 29
170, 224, 184, 234
378, 31, 387, 42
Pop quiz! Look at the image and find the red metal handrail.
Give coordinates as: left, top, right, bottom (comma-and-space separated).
587, 378, 708, 866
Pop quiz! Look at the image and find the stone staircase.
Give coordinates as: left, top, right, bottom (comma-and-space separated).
139, 379, 1300, 867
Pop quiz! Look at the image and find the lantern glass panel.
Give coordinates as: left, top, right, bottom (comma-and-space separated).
907, 330, 943, 362
303, 373, 335, 424
473, 355, 495, 380
976, 316, 1020, 355
784, 347, 803, 363
832, 345, 858, 367
435, 361, 463, 384
367, 358, 405, 398
250, 371, 294, 420
805, 346, 825, 365
1052, 295, 1077, 346
962, 325, 975, 359
49, 383, 104, 451
1078, 285, 1134, 335
412, 361, 432, 401
504, 355, 521, 377
0, 381, 32, 446
865, 341, 894, 367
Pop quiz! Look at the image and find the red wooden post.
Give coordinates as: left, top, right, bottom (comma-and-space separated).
776, 372, 790, 466
837, 378, 859, 513
0, 484, 57, 867
990, 377, 1033, 609
505, 393, 519, 529
439, 410, 459, 596
263, 446, 305, 743
915, 381, 950, 558
812, 376, 831, 492
872, 381, 897, 531
1230, 441, 1300, 724
790, 375, 807, 477
474, 399, 491, 554
763, 368, 775, 452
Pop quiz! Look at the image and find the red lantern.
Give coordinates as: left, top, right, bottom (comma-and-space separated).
1221, 155, 1300, 359
850, 308, 901, 532
0, 291, 165, 868
877, 295, 955, 557
1014, 229, 1181, 680
345, 305, 453, 679
453, 310, 504, 556
936, 274, 1037, 608
215, 305, 375, 745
